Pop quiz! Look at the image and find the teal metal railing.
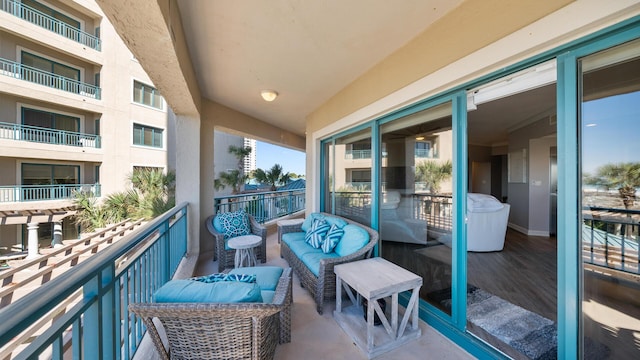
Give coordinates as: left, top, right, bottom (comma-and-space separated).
0, 121, 101, 148
0, 58, 101, 99
0, 183, 101, 202
214, 189, 305, 223
583, 206, 640, 275
0, 203, 188, 359
0, 0, 101, 50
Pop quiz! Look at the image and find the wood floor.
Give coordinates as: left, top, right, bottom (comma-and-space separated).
381, 228, 557, 321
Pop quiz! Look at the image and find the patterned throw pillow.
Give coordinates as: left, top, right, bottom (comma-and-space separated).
190, 273, 257, 283
321, 224, 344, 253
305, 218, 330, 249
217, 209, 251, 239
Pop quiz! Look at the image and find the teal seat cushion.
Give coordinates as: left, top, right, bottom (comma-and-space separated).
154, 279, 262, 303
229, 266, 284, 291
281, 232, 305, 244
300, 251, 340, 276
261, 290, 275, 304
285, 235, 321, 258
334, 224, 370, 257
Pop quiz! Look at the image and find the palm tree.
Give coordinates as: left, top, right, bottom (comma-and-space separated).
415, 160, 452, 194
586, 162, 640, 208
215, 145, 252, 194
253, 164, 291, 191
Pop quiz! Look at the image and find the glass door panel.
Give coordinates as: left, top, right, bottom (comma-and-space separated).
580, 39, 640, 359
378, 102, 454, 314
466, 62, 558, 359
333, 128, 373, 226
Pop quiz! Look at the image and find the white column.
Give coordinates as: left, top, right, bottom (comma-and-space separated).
51, 221, 63, 247
26, 222, 40, 259
173, 111, 201, 256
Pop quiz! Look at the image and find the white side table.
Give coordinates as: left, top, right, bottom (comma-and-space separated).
334, 257, 422, 359
227, 235, 262, 268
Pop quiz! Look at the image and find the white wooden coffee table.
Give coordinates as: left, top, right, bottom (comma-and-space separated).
227, 235, 262, 268
334, 257, 422, 359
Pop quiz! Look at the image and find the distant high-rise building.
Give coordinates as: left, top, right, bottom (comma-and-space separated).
244, 138, 257, 175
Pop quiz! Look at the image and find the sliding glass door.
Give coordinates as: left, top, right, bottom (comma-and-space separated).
580, 38, 640, 359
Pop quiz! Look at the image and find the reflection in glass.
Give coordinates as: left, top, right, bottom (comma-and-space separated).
580, 39, 640, 359
332, 128, 373, 226
378, 103, 454, 315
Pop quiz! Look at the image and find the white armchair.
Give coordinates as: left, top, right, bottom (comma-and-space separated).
466, 193, 510, 252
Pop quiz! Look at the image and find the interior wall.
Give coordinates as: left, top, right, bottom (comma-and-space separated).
529, 136, 556, 236
508, 116, 555, 233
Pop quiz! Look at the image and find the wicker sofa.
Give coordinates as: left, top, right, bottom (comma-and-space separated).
206, 212, 267, 271
279, 212, 378, 314
129, 267, 292, 360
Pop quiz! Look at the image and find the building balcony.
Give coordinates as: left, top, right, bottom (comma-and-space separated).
0, 58, 101, 100
0, 0, 101, 51
0, 122, 100, 148
0, 183, 100, 203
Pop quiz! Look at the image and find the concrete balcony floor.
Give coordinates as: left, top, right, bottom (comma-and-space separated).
190, 225, 474, 360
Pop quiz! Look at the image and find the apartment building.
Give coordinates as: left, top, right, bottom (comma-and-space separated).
0, 0, 171, 257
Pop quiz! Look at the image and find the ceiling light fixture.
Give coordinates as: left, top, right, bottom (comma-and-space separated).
415, 136, 425, 141
261, 90, 278, 102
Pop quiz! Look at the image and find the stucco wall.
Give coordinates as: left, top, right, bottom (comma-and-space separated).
305, 1, 640, 213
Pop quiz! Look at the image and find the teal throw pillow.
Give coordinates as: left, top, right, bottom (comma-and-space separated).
321, 223, 344, 253
305, 218, 330, 249
215, 209, 251, 239
190, 273, 256, 283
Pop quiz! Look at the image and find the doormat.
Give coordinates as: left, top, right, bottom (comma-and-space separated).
431, 286, 610, 360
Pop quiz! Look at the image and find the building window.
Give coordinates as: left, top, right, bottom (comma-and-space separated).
21, 51, 80, 81
22, 107, 79, 132
133, 123, 163, 148
133, 80, 164, 109
414, 141, 433, 158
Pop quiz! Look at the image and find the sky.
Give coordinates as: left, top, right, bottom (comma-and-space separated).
581, 91, 640, 175
256, 141, 306, 176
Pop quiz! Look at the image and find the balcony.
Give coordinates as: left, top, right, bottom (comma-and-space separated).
0, 58, 101, 99
0, 203, 470, 359
0, 183, 100, 203
0, 122, 100, 148
0, 0, 101, 51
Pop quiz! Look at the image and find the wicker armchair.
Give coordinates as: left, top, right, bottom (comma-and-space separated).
129, 268, 292, 360
206, 213, 267, 271
279, 213, 378, 314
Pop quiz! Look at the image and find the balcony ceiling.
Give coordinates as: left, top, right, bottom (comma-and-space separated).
175, 0, 464, 137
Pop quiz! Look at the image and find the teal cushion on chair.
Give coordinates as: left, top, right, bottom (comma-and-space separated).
229, 266, 284, 291
213, 210, 251, 239
334, 224, 370, 257
154, 279, 263, 303
301, 212, 324, 232
323, 216, 348, 229
281, 232, 305, 244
